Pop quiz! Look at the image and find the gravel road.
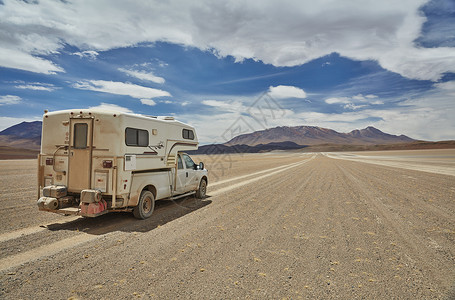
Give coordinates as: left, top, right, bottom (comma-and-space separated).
1, 150, 454, 299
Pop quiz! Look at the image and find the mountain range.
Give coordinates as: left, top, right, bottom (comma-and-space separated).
225, 126, 415, 146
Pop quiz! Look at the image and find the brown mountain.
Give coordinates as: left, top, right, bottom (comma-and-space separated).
225, 126, 416, 146
0, 121, 42, 152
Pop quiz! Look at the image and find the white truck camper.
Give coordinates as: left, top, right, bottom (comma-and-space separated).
37, 109, 208, 219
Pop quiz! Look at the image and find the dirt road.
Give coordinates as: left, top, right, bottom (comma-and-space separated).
1, 150, 454, 299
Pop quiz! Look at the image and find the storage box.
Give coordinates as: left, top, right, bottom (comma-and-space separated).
42, 185, 67, 198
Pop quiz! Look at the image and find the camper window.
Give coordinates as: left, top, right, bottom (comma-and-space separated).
125, 128, 149, 147
74, 123, 88, 149
182, 129, 194, 140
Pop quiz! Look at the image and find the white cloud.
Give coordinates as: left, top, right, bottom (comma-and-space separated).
268, 85, 307, 99
15, 83, 57, 91
88, 103, 133, 113
140, 99, 157, 106
434, 80, 455, 92
202, 99, 243, 112
181, 101, 190, 106
0, 48, 64, 74
1, 0, 454, 80
0, 95, 22, 105
73, 50, 99, 60
72, 80, 171, 99
325, 97, 351, 104
119, 68, 165, 84
325, 94, 382, 109
343, 103, 367, 110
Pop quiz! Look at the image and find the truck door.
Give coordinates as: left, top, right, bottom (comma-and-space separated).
175, 154, 186, 194
181, 153, 199, 191
68, 118, 93, 192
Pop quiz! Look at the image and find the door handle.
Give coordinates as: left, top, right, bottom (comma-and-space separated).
186, 172, 188, 177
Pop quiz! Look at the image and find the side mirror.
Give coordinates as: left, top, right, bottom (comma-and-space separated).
198, 162, 204, 170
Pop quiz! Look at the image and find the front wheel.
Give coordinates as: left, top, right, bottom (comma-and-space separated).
133, 190, 155, 219
196, 179, 207, 199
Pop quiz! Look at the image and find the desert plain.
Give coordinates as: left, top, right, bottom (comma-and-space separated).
0, 149, 454, 299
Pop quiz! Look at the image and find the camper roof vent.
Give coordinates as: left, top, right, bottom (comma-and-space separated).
158, 116, 175, 121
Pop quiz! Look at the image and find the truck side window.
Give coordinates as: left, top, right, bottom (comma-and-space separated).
74, 123, 88, 149
182, 129, 194, 140
125, 128, 149, 147
182, 154, 195, 169
177, 155, 184, 169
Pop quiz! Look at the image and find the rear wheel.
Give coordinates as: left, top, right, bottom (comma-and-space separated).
133, 190, 155, 219
196, 179, 207, 199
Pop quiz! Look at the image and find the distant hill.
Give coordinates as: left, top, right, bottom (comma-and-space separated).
188, 141, 306, 155
0, 121, 42, 139
0, 121, 42, 153
225, 125, 415, 146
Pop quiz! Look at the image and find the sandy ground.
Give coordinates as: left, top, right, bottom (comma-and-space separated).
0, 150, 454, 299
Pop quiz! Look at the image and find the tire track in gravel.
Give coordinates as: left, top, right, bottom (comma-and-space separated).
326, 153, 455, 176
208, 156, 312, 188
337, 158, 455, 223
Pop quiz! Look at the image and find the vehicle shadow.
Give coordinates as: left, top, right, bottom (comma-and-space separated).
44, 196, 212, 235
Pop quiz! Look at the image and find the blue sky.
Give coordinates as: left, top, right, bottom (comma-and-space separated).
0, 0, 454, 143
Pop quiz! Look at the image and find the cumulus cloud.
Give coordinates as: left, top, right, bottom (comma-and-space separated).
88, 103, 133, 113
1, 0, 454, 80
0, 95, 22, 105
268, 85, 307, 99
72, 80, 171, 100
119, 68, 165, 84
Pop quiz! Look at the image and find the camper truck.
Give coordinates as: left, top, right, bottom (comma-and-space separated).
37, 109, 208, 219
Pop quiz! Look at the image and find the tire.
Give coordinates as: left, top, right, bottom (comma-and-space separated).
196, 179, 207, 199
133, 190, 155, 219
